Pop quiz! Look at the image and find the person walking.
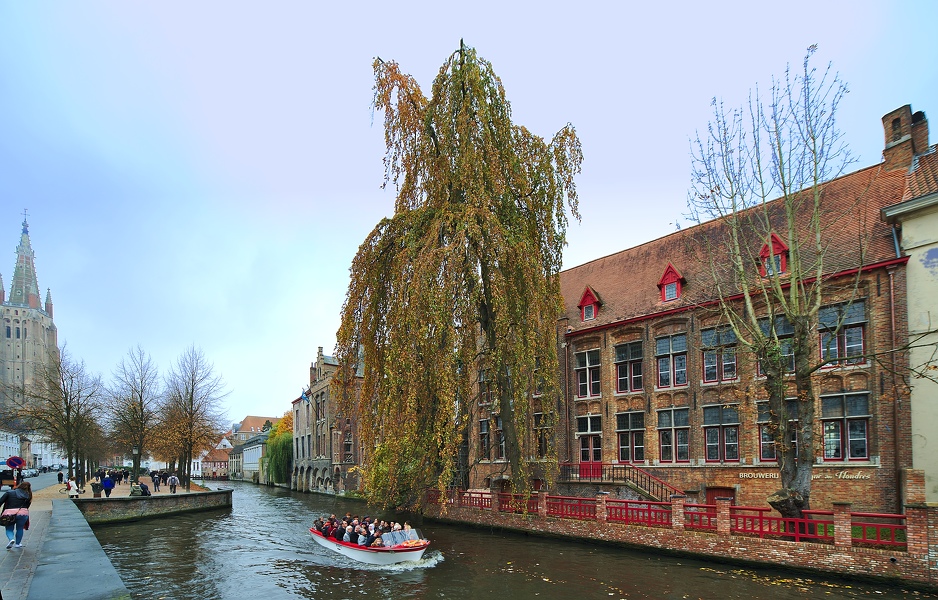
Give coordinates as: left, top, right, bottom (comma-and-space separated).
167, 473, 180, 494
151, 471, 161, 493
66, 475, 80, 498
0, 481, 32, 549
57, 470, 64, 484
102, 472, 115, 498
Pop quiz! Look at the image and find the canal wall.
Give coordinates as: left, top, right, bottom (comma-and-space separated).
423, 493, 938, 590
73, 489, 233, 524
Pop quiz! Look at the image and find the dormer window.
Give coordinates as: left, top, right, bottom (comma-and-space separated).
657, 263, 685, 303
577, 286, 602, 322
759, 233, 789, 277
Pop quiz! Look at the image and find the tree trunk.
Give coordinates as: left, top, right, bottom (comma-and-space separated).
767, 487, 806, 518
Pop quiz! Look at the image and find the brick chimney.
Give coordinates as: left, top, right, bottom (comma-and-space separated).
883, 105, 929, 171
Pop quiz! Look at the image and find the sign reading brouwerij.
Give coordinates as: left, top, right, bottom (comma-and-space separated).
739, 471, 872, 481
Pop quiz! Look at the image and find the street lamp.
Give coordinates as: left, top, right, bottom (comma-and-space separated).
132, 445, 140, 477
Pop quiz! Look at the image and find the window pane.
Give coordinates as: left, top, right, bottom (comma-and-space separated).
616, 413, 629, 431
657, 357, 670, 387
703, 406, 721, 426
577, 370, 588, 397
615, 345, 629, 362
822, 397, 844, 418
701, 328, 717, 348
665, 282, 677, 301
672, 334, 687, 353
584, 304, 594, 320
657, 410, 672, 428
676, 429, 689, 461
845, 327, 864, 360
577, 416, 588, 433
824, 421, 843, 459
631, 362, 643, 391
630, 342, 643, 360
757, 402, 770, 422
704, 351, 717, 381
820, 331, 837, 362
616, 363, 628, 391
846, 394, 869, 416
587, 350, 600, 366
590, 416, 601, 432
722, 349, 736, 379
760, 425, 776, 460
659, 431, 673, 461
705, 428, 720, 460
576, 352, 587, 369
630, 412, 644, 429
674, 408, 689, 427
843, 300, 865, 325
674, 354, 687, 385
589, 368, 601, 395
618, 433, 630, 461
724, 428, 739, 460
848, 420, 868, 459
723, 406, 739, 424
656, 337, 670, 356
633, 433, 645, 461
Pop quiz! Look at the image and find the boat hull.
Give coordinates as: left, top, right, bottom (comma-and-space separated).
309, 528, 429, 565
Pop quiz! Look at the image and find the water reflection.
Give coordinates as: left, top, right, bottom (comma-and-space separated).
92, 482, 932, 600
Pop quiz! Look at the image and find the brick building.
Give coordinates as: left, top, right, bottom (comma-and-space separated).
291, 346, 363, 495
468, 104, 935, 514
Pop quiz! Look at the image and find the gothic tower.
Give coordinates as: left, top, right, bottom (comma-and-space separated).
1, 213, 58, 410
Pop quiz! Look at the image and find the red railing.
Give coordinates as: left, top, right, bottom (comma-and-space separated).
426, 489, 909, 552
546, 495, 597, 520
497, 493, 540, 514
606, 499, 671, 527
558, 462, 682, 501
851, 512, 907, 548
458, 490, 493, 510
730, 506, 834, 543
683, 503, 718, 531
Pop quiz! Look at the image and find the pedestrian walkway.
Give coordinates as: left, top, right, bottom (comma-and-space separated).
0, 475, 205, 599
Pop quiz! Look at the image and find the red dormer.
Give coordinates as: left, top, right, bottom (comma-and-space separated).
657, 263, 684, 302
577, 286, 602, 322
759, 233, 789, 277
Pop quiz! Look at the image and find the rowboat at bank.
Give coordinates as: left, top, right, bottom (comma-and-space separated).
309, 527, 430, 565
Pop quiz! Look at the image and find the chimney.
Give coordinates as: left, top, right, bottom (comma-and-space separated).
911, 110, 929, 155
882, 105, 914, 171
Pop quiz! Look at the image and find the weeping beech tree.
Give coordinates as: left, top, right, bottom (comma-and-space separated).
334, 42, 582, 510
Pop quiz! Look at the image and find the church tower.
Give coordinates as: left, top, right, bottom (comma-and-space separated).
1, 213, 58, 409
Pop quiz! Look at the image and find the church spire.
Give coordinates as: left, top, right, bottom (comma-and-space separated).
9, 210, 42, 309
0, 273, 5, 304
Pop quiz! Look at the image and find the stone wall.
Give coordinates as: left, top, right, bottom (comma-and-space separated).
73, 489, 232, 524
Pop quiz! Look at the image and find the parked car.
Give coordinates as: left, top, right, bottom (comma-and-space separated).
23, 468, 39, 478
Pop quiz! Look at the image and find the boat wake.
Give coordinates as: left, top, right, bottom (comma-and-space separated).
370, 549, 445, 572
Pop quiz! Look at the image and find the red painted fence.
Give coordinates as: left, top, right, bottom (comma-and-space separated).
426, 489, 907, 551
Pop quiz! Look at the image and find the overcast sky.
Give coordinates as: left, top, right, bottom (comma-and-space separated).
1, 2, 935, 425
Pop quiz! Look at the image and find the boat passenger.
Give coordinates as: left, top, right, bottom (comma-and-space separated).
370, 533, 384, 547
403, 522, 419, 541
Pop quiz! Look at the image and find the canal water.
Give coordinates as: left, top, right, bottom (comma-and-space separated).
92, 481, 931, 599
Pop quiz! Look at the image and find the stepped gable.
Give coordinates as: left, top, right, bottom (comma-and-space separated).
560, 163, 908, 333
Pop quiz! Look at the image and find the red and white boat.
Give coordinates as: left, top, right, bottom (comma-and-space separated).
309, 527, 431, 565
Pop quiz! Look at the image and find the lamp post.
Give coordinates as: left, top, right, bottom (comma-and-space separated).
132, 445, 140, 478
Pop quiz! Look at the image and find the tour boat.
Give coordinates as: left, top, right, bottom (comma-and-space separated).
309, 527, 430, 565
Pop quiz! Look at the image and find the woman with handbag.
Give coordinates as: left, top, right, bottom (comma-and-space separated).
0, 480, 32, 549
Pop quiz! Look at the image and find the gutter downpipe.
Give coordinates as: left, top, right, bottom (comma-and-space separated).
889, 267, 902, 510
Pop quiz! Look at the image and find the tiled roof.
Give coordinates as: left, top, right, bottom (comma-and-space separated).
904, 145, 938, 201
205, 447, 231, 462
237, 416, 280, 433
560, 163, 908, 333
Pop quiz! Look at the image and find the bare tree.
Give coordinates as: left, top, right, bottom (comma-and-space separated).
15, 345, 103, 479
105, 345, 163, 477
686, 47, 859, 518
163, 345, 228, 491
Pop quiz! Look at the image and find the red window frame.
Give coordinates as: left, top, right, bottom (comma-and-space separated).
657, 263, 684, 302
820, 325, 866, 367
575, 349, 601, 398
614, 341, 643, 393
702, 348, 736, 382
759, 233, 789, 277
